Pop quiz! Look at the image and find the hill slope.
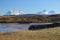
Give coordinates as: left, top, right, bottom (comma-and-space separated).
0, 14, 60, 23
0, 27, 60, 40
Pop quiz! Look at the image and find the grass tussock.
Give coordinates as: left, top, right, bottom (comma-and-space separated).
0, 27, 60, 40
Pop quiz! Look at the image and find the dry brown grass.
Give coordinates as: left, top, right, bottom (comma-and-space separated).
0, 15, 60, 23
0, 27, 60, 40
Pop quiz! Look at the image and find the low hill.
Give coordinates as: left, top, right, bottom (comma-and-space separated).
0, 14, 60, 23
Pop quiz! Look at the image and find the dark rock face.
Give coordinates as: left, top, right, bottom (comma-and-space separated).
28, 23, 60, 30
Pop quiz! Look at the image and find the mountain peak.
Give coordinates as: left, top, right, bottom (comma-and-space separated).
38, 10, 56, 15
6, 10, 24, 15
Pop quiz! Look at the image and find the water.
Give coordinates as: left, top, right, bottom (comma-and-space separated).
0, 23, 53, 32
0, 23, 30, 32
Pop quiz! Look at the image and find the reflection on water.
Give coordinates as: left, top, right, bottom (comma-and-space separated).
0, 23, 53, 32
0, 23, 30, 32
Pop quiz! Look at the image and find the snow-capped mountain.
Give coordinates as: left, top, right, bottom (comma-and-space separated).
38, 10, 56, 15
6, 10, 24, 15
5, 10, 57, 16
49, 11, 56, 15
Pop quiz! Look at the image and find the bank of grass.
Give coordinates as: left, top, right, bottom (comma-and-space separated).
0, 27, 60, 40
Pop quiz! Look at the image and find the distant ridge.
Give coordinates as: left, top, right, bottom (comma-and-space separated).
4, 10, 58, 16
5, 10, 24, 15
2, 13, 60, 23
37, 10, 56, 15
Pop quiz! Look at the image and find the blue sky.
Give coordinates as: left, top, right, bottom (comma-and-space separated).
0, 0, 60, 15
